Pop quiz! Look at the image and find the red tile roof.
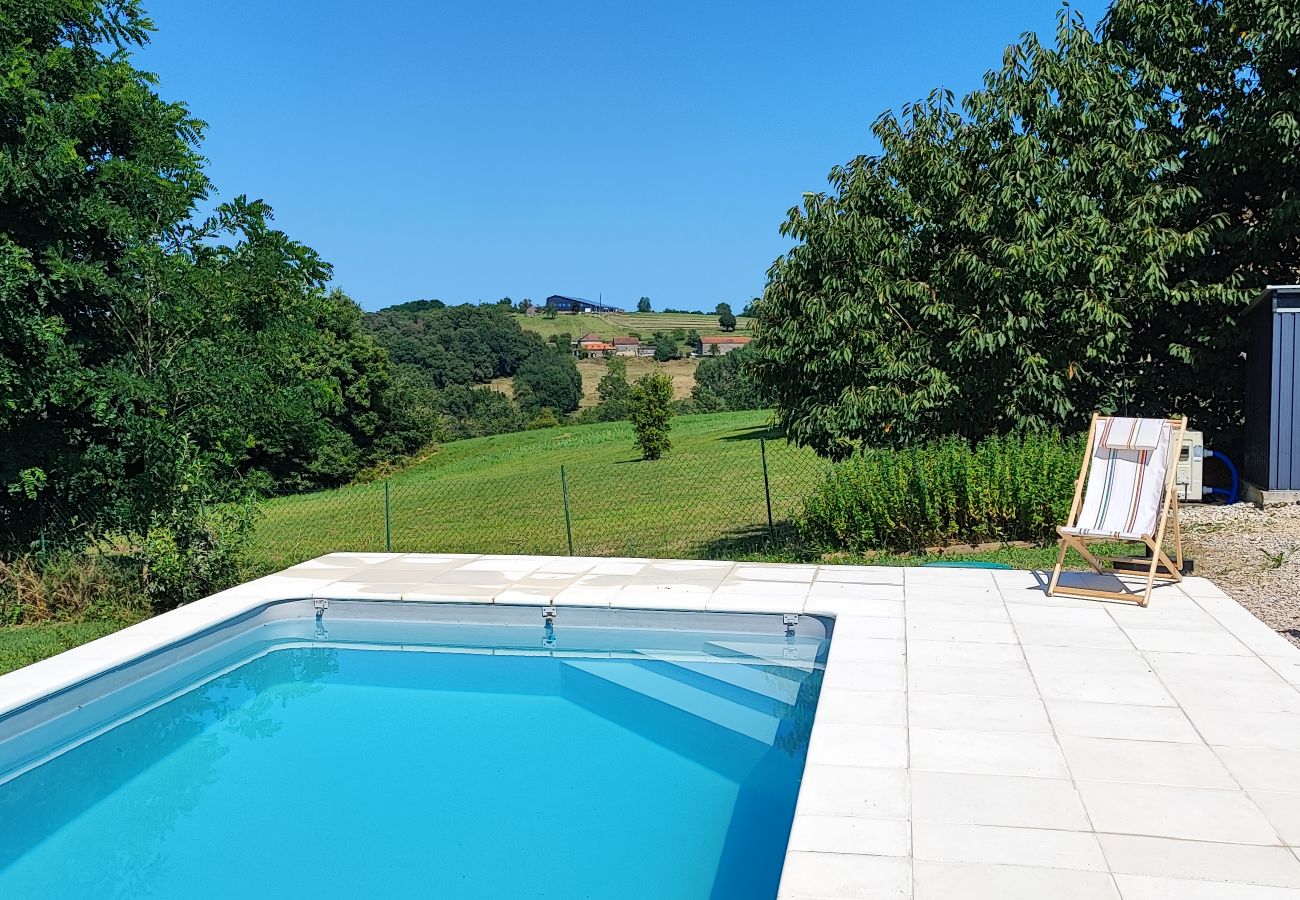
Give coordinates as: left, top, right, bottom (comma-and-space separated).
611, 336, 640, 345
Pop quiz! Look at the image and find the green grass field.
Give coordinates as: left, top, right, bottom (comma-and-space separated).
250, 411, 830, 571
513, 311, 753, 341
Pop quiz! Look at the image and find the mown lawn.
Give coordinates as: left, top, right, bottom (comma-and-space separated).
0, 618, 146, 676
249, 411, 830, 571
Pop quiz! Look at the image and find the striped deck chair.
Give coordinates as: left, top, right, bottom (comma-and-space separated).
1047, 414, 1187, 607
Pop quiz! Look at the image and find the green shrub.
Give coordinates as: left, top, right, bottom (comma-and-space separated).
627, 372, 675, 460
0, 551, 148, 626
797, 432, 1084, 552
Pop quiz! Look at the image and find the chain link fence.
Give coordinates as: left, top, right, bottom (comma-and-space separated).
246, 438, 831, 572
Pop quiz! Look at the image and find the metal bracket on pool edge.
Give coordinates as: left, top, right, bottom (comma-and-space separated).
313, 598, 329, 640
783, 614, 799, 636
542, 606, 558, 649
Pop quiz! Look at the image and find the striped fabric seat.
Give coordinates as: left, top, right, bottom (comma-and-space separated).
1060, 418, 1173, 541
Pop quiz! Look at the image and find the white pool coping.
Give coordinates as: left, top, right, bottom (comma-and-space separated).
4, 553, 1300, 899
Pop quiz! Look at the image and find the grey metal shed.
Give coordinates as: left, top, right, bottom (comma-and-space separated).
1243, 285, 1300, 491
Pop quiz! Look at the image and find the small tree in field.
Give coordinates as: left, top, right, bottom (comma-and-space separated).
627, 372, 674, 460
637, 297, 652, 312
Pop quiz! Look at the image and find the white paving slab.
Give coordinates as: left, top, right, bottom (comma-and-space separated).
2, 555, 1299, 899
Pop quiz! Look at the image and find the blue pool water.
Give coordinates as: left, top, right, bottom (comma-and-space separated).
0, 611, 825, 899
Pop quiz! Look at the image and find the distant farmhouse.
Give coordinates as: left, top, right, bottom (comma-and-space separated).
700, 335, 751, 355
546, 295, 624, 314
576, 332, 615, 358
611, 337, 640, 356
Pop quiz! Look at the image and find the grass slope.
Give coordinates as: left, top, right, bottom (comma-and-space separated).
491, 357, 699, 408
513, 311, 753, 341
250, 412, 827, 570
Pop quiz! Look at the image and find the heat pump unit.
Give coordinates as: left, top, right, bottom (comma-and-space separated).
1176, 429, 1205, 502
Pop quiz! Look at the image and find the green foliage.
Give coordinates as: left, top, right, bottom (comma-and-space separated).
754, 5, 1291, 457
627, 372, 675, 460
436, 385, 525, 440
637, 297, 652, 312
653, 334, 681, 361
95, 446, 257, 609
692, 347, 767, 411
590, 357, 632, 421
527, 408, 561, 430
512, 349, 583, 415
718, 310, 737, 332
797, 432, 1085, 551
0, 551, 147, 627
127, 499, 256, 610
366, 301, 547, 389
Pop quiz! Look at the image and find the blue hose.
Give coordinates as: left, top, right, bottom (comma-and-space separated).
1204, 449, 1240, 505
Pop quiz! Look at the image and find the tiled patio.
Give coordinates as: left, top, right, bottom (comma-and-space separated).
4, 553, 1300, 898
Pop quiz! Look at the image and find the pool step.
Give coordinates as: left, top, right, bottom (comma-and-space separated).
704, 640, 818, 673
634, 657, 801, 714
560, 659, 781, 772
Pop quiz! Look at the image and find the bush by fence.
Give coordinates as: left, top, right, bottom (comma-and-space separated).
796, 432, 1085, 552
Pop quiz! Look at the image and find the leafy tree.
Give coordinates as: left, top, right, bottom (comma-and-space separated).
692, 347, 767, 411
436, 385, 524, 440
366, 302, 548, 388
653, 335, 681, 362
637, 297, 652, 312
715, 302, 733, 316
512, 349, 583, 415
753, 8, 1253, 457
593, 357, 631, 420
718, 309, 737, 332
627, 372, 674, 460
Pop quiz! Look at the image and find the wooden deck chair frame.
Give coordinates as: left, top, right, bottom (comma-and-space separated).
1047, 414, 1186, 607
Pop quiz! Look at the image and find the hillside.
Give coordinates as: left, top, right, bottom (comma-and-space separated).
250, 411, 824, 571
491, 356, 698, 408
513, 311, 753, 341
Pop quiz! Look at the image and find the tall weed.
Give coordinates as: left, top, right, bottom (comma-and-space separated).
797, 432, 1084, 551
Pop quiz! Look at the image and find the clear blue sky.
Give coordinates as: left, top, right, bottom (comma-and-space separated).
136, 0, 1108, 312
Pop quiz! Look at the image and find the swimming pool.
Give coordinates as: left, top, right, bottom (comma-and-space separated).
0, 600, 829, 899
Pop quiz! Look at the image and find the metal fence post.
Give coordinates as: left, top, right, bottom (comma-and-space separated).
384, 480, 392, 552
760, 438, 775, 541
560, 465, 575, 556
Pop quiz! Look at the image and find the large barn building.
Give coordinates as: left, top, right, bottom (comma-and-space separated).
545, 295, 623, 314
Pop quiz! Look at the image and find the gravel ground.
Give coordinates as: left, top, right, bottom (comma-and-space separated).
1180, 502, 1300, 648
